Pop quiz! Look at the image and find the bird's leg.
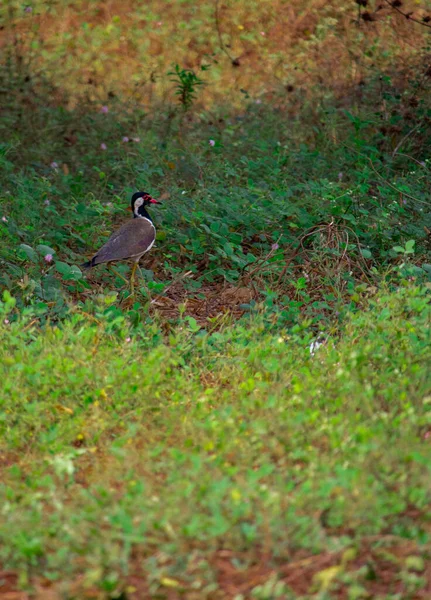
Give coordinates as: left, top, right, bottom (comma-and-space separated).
108, 264, 129, 285
137, 263, 151, 301
130, 262, 138, 295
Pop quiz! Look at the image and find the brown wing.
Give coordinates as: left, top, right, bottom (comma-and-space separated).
91, 218, 155, 265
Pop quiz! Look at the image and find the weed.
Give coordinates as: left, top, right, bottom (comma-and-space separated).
168, 64, 207, 111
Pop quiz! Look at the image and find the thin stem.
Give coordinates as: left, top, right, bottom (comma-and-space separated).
383, 0, 431, 29
391, 123, 421, 157
214, 0, 235, 62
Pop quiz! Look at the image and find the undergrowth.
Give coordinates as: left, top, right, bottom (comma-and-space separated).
1, 284, 431, 598
1, 101, 431, 328
2, 1, 431, 598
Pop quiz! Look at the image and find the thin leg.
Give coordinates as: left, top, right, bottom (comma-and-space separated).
130, 262, 137, 295
137, 264, 151, 300
109, 264, 128, 285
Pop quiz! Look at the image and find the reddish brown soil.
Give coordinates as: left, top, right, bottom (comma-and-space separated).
2, 540, 430, 599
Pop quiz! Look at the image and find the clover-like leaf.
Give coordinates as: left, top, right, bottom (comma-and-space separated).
19, 244, 38, 262
36, 244, 56, 256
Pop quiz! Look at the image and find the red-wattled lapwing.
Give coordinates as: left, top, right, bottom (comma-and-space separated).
81, 191, 160, 293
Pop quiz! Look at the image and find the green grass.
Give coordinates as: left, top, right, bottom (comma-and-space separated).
1, 284, 431, 598
2, 96, 431, 598
2, 1, 431, 596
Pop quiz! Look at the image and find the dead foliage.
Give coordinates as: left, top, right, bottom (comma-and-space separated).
214, 542, 431, 598
151, 281, 256, 325
1, 539, 430, 599
2, 0, 431, 107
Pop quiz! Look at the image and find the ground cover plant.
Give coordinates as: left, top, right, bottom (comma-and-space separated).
1, 285, 431, 599
1, 0, 431, 597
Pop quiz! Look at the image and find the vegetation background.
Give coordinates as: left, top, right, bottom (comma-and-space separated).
1, 0, 431, 598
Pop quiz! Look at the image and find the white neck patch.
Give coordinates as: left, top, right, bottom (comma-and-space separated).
133, 197, 144, 216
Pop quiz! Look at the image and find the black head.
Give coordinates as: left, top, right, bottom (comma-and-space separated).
131, 191, 160, 218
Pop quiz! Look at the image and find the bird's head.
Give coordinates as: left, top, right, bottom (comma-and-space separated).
131, 191, 160, 218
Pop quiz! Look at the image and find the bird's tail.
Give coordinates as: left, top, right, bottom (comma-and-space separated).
81, 257, 96, 269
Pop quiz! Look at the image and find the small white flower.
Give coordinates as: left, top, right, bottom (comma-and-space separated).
44, 254, 53, 263
4, 319, 10, 325
1, 216, 8, 223
125, 337, 131, 343
100, 143, 107, 150
209, 139, 215, 146
44, 199, 50, 206
50, 161, 58, 170
122, 136, 129, 143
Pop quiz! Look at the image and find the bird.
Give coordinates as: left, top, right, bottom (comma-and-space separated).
81, 191, 161, 294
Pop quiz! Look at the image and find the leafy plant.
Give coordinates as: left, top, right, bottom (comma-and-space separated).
0, 285, 431, 597
168, 64, 206, 110
393, 239, 415, 256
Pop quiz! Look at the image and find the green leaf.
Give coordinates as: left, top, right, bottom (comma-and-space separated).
313, 565, 343, 590
392, 246, 405, 254
360, 248, 372, 259
223, 242, 234, 256
409, 265, 426, 276
405, 555, 425, 572
344, 110, 356, 123
347, 584, 368, 599
341, 547, 357, 565
160, 577, 180, 588
405, 239, 415, 254
19, 244, 38, 263
210, 221, 221, 234
55, 261, 72, 277
184, 316, 200, 332
36, 244, 56, 256
68, 265, 83, 280
2, 289, 16, 309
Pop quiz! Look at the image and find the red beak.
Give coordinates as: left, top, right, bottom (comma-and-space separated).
149, 198, 160, 204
